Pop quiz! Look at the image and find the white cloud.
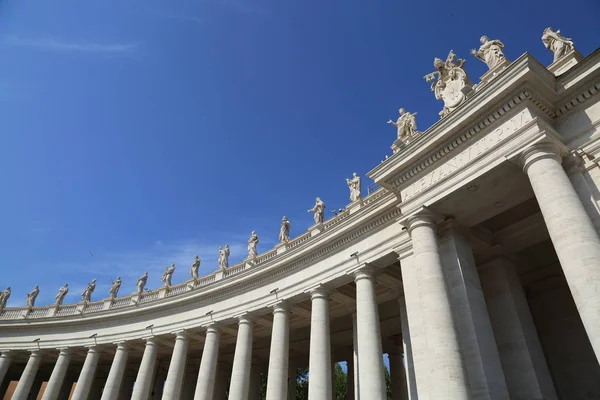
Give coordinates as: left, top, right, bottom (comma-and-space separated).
2, 35, 140, 54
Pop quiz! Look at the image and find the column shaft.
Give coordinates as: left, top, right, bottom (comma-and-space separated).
397, 295, 417, 400
479, 257, 558, 400
229, 315, 254, 400
0, 351, 13, 389
100, 342, 129, 400
522, 145, 600, 359
438, 222, 509, 400
131, 337, 158, 400
354, 267, 386, 400
308, 289, 332, 400
41, 348, 72, 400
72, 346, 100, 400
194, 324, 221, 400
265, 303, 290, 400
403, 215, 469, 399
12, 351, 42, 400
352, 313, 359, 400
163, 331, 190, 400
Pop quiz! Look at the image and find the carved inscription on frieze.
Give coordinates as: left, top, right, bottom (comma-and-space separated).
401, 110, 532, 201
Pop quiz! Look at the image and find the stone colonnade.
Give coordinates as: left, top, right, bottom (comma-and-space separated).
1, 143, 600, 399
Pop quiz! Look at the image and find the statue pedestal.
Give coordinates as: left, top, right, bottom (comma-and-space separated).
48, 305, 59, 317
276, 243, 288, 255
310, 224, 324, 236
76, 302, 87, 314
245, 259, 256, 269
548, 48, 584, 76
347, 199, 363, 215
158, 286, 169, 299
214, 269, 225, 281
477, 58, 511, 89
131, 292, 141, 305
391, 138, 407, 154
103, 299, 114, 310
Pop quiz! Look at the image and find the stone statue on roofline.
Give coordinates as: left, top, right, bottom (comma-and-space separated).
27, 285, 39, 309
55, 283, 69, 306
161, 264, 176, 287
542, 27, 575, 63
190, 255, 201, 280
388, 108, 418, 144
308, 197, 326, 225
424, 50, 472, 118
346, 173, 362, 202
81, 279, 96, 303
109, 277, 121, 299
0, 287, 11, 312
279, 216, 291, 244
248, 231, 259, 259
137, 271, 148, 293
470, 36, 507, 70
218, 245, 230, 270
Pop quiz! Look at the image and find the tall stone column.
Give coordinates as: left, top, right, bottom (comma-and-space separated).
352, 266, 386, 400
72, 346, 100, 400
229, 314, 254, 400
163, 330, 190, 399
308, 287, 332, 400
438, 221, 509, 400
265, 302, 290, 400
402, 212, 469, 399
131, 337, 159, 400
479, 256, 558, 400
12, 350, 42, 400
41, 348, 72, 400
388, 350, 407, 400
0, 351, 13, 389
396, 295, 417, 400
521, 143, 600, 360
100, 342, 129, 400
351, 313, 360, 400
346, 358, 355, 400
194, 323, 221, 400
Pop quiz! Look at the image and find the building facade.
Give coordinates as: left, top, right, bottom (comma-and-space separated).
1, 33, 600, 400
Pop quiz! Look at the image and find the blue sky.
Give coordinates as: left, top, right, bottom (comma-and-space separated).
0, 0, 598, 306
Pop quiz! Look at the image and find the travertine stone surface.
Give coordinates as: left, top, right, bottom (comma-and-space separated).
0, 351, 12, 390
403, 213, 469, 399
41, 348, 72, 400
397, 295, 418, 400
354, 266, 386, 400
438, 222, 509, 400
12, 351, 42, 400
521, 143, 600, 360
194, 325, 221, 400
228, 315, 254, 400
265, 303, 290, 400
479, 258, 557, 400
163, 331, 190, 399
100, 342, 129, 400
71, 346, 100, 400
307, 288, 332, 400
131, 338, 158, 400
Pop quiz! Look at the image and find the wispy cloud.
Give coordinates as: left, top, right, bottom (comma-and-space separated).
1, 35, 141, 54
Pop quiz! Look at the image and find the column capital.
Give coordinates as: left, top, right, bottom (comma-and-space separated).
518, 142, 562, 173
234, 312, 254, 325
28, 349, 41, 357
348, 264, 377, 282
203, 322, 221, 334
268, 300, 289, 313
172, 330, 190, 340
57, 347, 71, 355
0, 350, 13, 358
84, 345, 99, 352
114, 341, 129, 350
399, 207, 443, 233
305, 284, 332, 299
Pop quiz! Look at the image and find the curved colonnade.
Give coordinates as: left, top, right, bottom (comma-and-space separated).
2, 36, 600, 400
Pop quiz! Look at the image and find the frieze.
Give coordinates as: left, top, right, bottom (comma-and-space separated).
401, 109, 533, 200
